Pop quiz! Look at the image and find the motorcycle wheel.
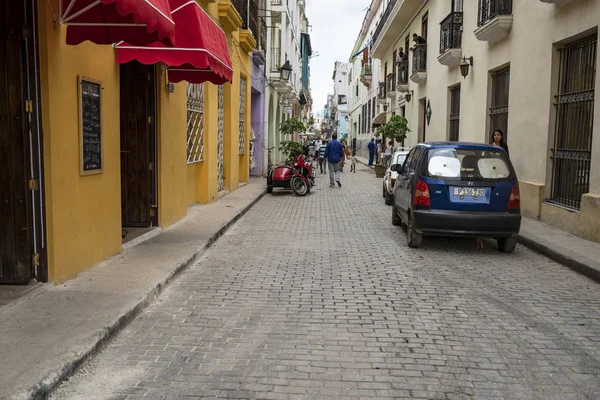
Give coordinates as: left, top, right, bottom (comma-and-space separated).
291, 176, 308, 196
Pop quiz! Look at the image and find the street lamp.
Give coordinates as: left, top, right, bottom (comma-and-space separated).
280, 60, 292, 81
405, 90, 414, 103
460, 56, 474, 79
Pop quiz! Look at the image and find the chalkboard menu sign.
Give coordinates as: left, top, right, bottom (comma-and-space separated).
78, 76, 103, 175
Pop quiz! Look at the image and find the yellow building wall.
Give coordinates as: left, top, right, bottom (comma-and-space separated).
156, 78, 188, 227
38, 0, 122, 282
37, 0, 254, 282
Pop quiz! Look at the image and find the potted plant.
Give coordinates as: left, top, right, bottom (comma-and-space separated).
373, 115, 411, 178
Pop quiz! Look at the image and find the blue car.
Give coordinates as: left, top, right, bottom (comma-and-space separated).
391, 142, 521, 252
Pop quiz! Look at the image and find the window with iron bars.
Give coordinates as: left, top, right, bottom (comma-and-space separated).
239, 78, 246, 155
449, 85, 461, 141
489, 68, 510, 143
550, 35, 597, 210
187, 83, 205, 163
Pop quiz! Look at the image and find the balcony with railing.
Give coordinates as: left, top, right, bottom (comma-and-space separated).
360, 63, 373, 87
371, 0, 397, 53
474, 0, 513, 43
396, 59, 409, 92
378, 82, 386, 100
410, 45, 427, 85
231, 0, 267, 54
437, 11, 463, 67
386, 73, 396, 99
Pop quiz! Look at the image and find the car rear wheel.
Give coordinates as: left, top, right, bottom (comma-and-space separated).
382, 183, 386, 198
384, 189, 393, 205
267, 185, 273, 193
407, 214, 423, 248
392, 203, 402, 226
497, 237, 517, 253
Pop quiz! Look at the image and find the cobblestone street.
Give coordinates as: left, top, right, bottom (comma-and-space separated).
52, 165, 600, 400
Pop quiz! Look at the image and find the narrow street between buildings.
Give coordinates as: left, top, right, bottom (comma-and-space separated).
51, 165, 600, 400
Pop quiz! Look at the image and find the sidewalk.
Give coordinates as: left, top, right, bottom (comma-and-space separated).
355, 155, 600, 282
0, 178, 266, 400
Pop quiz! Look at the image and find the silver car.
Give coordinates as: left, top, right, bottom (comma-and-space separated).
383, 150, 409, 205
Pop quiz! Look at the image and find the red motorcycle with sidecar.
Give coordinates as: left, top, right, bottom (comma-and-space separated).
266, 147, 315, 196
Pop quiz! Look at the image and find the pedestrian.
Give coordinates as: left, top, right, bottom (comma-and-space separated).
384, 140, 393, 166
397, 47, 408, 83
324, 133, 345, 187
350, 151, 357, 173
368, 138, 375, 165
376, 140, 383, 165
410, 33, 427, 50
491, 129, 509, 156
318, 140, 328, 173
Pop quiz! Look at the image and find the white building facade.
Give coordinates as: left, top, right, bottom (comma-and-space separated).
331, 61, 351, 139
348, 0, 386, 159
264, 0, 311, 164
368, 0, 600, 243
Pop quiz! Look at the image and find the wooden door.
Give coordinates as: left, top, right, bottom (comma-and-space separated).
0, 0, 32, 283
120, 61, 157, 228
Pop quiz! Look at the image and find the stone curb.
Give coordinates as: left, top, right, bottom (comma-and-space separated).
517, 233, 600, 283
21, 191, 267, 400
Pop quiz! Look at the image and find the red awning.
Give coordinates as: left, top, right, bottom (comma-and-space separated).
115, 0, 233, 85
61, 0, 176, 46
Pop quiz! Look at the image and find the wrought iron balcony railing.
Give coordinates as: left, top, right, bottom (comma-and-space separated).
371, 0, 397, 47
397, 59, 408, 84
439, 11, 463, 54
386, 73, 396, 93
412, 44, 427, 74
478, 0, 512, 27
232, 0, 264, 52
361, 64, 372, 76
271, 0, 282, 5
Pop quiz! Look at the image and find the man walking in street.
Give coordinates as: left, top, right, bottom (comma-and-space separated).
324, 133, 345, 187
368, 138, 375, 165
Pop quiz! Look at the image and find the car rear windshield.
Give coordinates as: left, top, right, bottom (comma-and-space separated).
425, 148, 513, 181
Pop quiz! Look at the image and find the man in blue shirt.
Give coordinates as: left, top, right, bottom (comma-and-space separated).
324, 133, 345, 187
368, 138, 375, 165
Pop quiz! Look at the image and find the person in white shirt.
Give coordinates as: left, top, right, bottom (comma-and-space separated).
384, 141, 393, 166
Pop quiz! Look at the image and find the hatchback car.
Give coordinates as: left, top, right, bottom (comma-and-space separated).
383, 150, 409, 205
391, 142, 521, 252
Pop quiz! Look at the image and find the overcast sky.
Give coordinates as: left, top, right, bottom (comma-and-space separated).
306, 0, 371, 115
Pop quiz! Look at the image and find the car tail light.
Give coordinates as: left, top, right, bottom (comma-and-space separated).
413, 180, 431, 207
508, 184, 520, 211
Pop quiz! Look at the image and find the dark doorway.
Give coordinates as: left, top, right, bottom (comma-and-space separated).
120, 61, 157, 228
0, 0, 44, 283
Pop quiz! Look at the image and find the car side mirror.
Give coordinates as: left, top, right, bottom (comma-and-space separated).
390, 164, 402, 172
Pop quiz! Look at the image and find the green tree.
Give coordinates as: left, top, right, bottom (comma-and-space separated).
279, 141, 304, 163
377, 115, 411, 144
279, 118, 306, 136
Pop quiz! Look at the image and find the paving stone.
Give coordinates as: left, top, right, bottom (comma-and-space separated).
50, 166, 600, 399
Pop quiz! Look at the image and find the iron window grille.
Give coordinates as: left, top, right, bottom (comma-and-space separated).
439, 12, 463, 54
550, 35, 597, 210
478, 0, 512, 27
449, 86, 461, 141
217, 85, 225, 192
186, 83, 205, 163
412, 44, 427, 75
239, 78, 246, 155
489, 68, 510, 142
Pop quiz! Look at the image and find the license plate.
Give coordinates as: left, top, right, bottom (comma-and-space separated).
453, 187, 486, 197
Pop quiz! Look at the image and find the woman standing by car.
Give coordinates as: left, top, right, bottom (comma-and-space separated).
491, 129, 509, 156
